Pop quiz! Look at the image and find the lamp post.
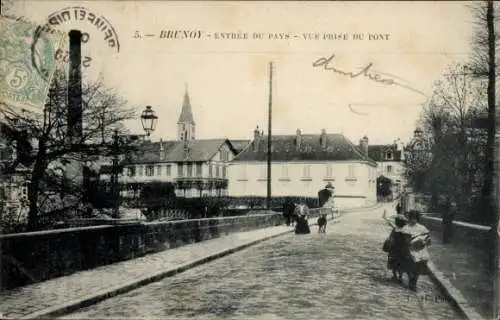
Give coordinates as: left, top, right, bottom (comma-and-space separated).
111, 129, 121, 217
109, 106, 158, 217
140, 105, 158, 137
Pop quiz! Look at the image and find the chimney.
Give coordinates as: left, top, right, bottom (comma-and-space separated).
296, 129, 302, 150
320, 129, 327, 149
159, 138, 165, 160
253, 126, 260, 151
184, 140, 190, 160
359, 135, 369, 156
68, 30, 82, 145
414, 127, 423, 138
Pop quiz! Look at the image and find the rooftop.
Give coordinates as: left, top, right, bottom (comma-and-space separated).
122, 139, 236, 164
233, 132, 376, 165
368, 144, 403, 162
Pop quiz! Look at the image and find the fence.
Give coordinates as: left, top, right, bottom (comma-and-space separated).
0, 213, 283, 290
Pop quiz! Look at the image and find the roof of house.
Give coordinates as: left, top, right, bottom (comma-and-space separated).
232, 133, 376, 165
122, 139, 236, 164
177, 89, 195, 124
229, 139, 251, 154
368, 145, 402, 162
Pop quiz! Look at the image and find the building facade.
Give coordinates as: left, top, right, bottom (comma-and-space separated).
0, 117, 30, 223
367, 138, 406, 198
228, 128, 378, 209
120, 139, 237, 198
117, 87, 238, 198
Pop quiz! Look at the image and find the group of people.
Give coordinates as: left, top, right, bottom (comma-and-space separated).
283, 197, 330, 234
383, 202, 431, 291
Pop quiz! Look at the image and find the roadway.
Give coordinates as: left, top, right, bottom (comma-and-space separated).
61, 204, 461, 319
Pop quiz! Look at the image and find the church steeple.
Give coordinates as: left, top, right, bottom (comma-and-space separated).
177, 84, 196, 140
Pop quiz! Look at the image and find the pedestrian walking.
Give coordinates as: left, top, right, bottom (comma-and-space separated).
442, 200, 456, 244
294, 204, 311, 234
382, 210, 408, 282
283, 198, 295, 226
401, 210, 431, 291
396, 201, 403, 215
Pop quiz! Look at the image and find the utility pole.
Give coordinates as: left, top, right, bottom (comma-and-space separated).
484, 1, 499, 318
266, 62, 273, 210
111, 129, 120, 218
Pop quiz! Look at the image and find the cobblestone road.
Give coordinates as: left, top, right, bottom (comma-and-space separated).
62, 205, 461, 319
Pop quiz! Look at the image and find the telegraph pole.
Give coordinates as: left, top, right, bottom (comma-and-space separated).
266, 62, 273, 210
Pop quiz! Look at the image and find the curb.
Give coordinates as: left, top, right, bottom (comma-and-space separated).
426, 262, 485, 320
19, 203, 380, 319
20, 228, 294, 320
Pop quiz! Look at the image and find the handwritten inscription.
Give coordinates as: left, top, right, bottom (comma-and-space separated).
312, 54, 426, 97
313, 54, 395, 85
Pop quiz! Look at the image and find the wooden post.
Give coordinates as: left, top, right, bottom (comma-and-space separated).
266, 62, 273, 210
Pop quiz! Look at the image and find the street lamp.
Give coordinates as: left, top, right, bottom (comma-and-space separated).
140, 106, 158, 137
109, 108, 160, 218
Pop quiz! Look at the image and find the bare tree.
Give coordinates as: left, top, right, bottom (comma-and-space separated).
406, 62, 488, 218
1, 69, 136, 230
467, 1, 498, 228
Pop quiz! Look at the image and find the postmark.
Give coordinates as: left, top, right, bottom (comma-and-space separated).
37, 6, 120, 69
0, 16, 65, 110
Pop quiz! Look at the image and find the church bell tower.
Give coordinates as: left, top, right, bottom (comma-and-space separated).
177, 84, 196, 141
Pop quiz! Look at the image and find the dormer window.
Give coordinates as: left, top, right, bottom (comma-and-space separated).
386, 151, 393, 160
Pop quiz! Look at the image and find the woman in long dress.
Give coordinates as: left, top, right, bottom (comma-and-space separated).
400, 210, 431, 291
382, 210, 409, 282
294, 204, 311, 234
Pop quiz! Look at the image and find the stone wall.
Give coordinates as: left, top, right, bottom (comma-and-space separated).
419, 216, 492, 249
0, 214, 283, 289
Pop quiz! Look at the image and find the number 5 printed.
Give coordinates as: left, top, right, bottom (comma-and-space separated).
7, 68, 29, 90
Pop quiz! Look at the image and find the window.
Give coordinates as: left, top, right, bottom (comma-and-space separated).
260, 165, 267, 179
387, 165, 392, 173
216, 165, 220, 177
196, 163, 202, 176
209, 164, 213, 177
166, 165, 171, 176
302, 165, 311, 178
127, 166, 136, 177
177, 163, 183, 177
157, 165, 162, 176
220, 150, 229, 161
146, 165, 154, 176
281, 165, 288, 178
386, 151, 393, 160
326, 164, 333, 177
240, 164, 247, 179
348, 165, 355, 178
222, 166, 227, 178
138, 166, 143, 176
187, 163, 193, 177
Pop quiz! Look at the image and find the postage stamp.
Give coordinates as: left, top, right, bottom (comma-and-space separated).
0, 16, 65, 111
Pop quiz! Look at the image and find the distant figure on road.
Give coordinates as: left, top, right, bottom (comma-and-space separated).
317, 214, 327, 233
294, 204, 311, 234
442, 200, 456, 244
283, 198, 295, 226
396, 201, 403, 215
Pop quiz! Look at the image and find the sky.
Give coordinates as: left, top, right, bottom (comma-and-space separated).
8, 1, 475, 145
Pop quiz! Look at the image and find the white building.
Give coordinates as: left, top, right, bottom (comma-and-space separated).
228, 128, 378, 209
367, 138, 406, 197
116, 87, 238, 198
